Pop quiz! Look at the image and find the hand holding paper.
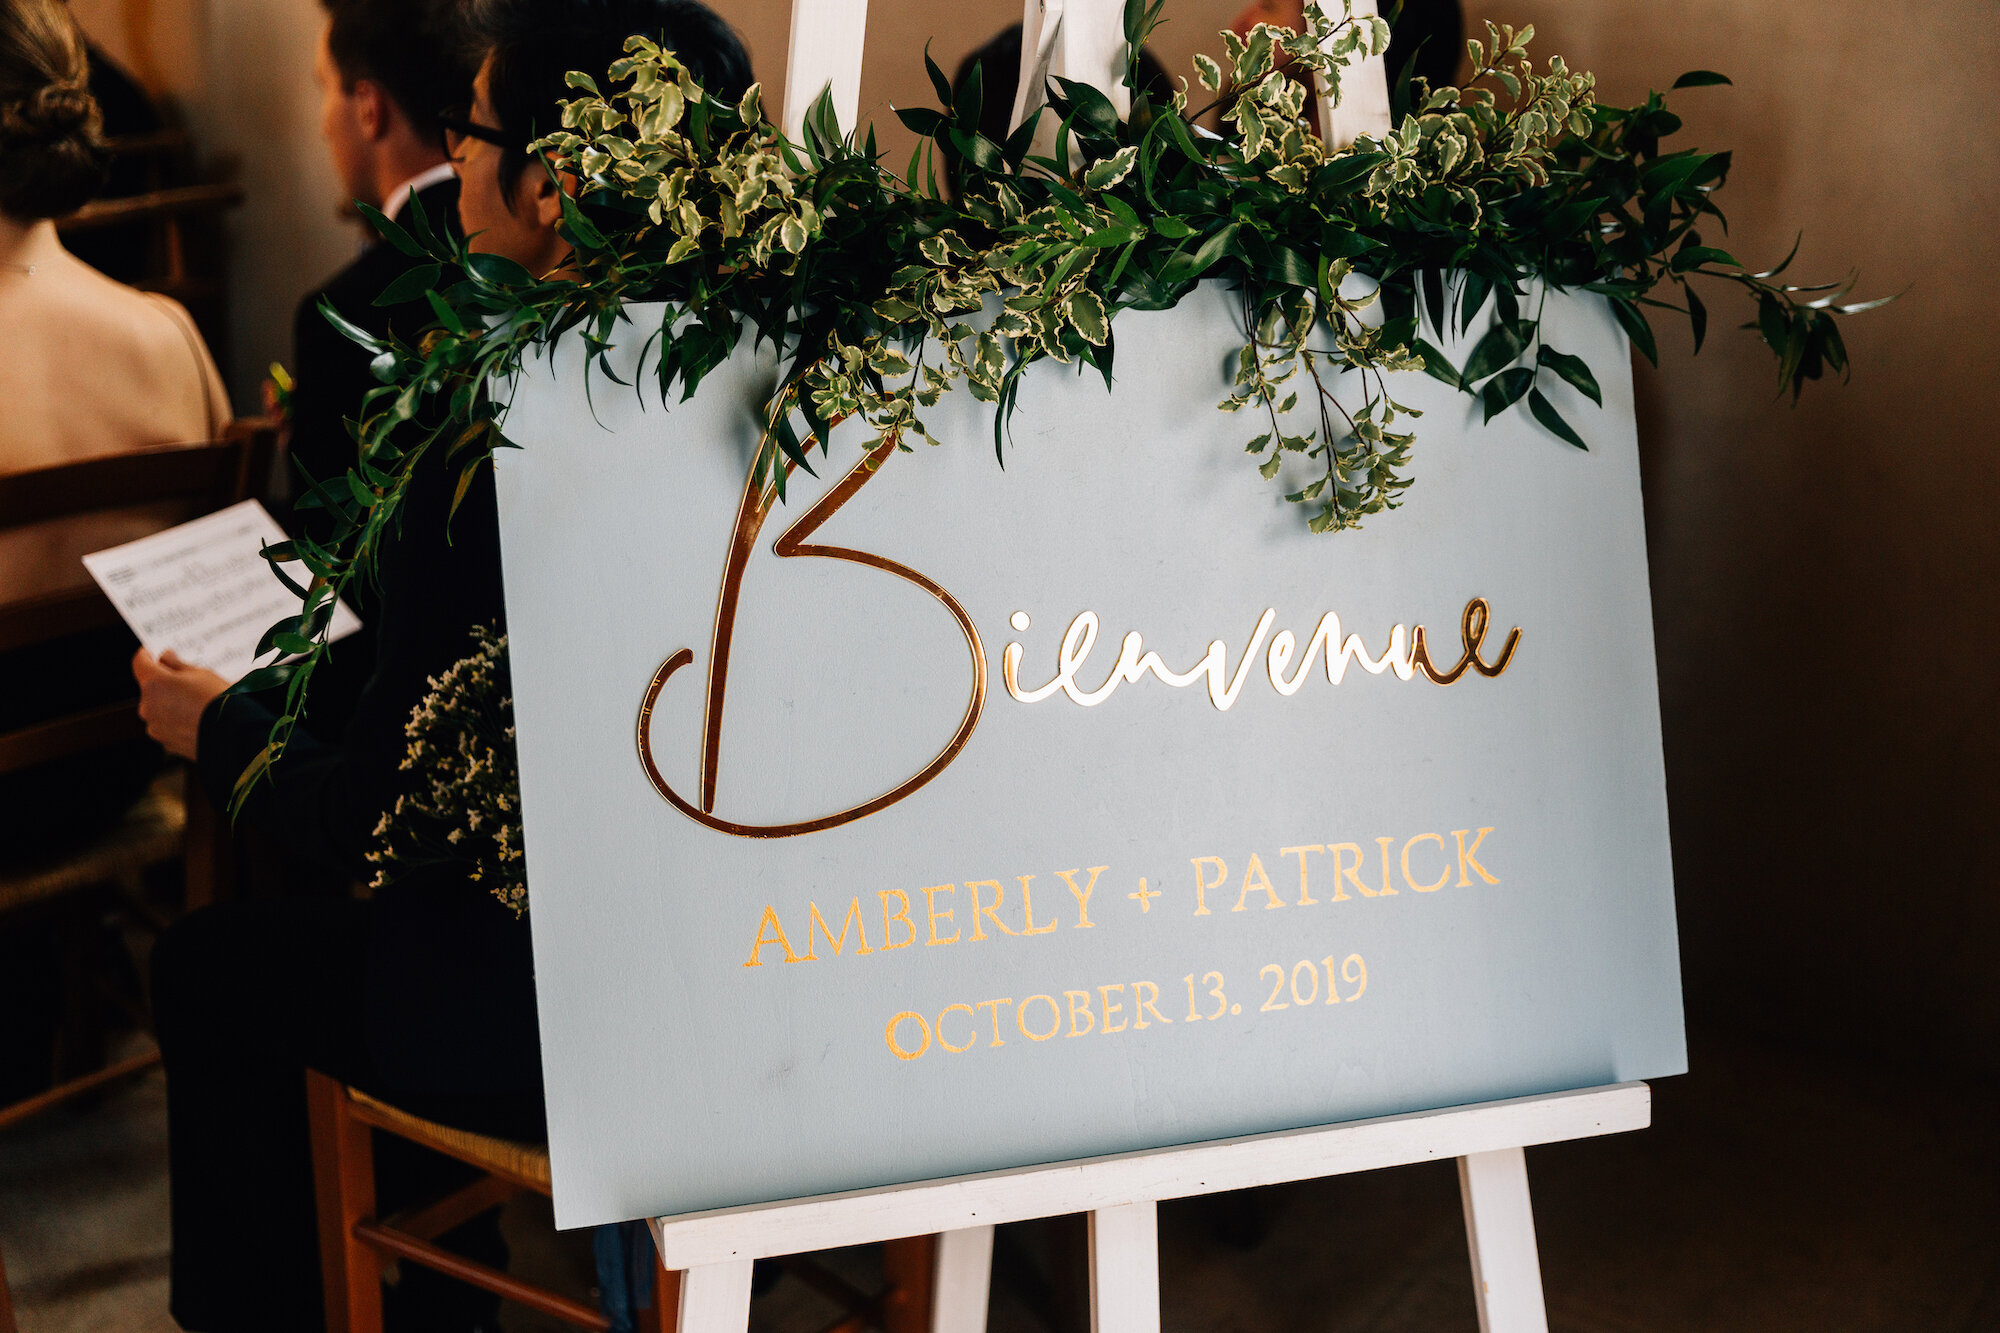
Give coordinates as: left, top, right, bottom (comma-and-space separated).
132, 648, 230, 760
82, 500, 361, 683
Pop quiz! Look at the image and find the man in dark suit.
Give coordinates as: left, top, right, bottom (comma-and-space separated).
284, 0, 472, 747
292, 0, 470, 510
133, 3, 753, 1325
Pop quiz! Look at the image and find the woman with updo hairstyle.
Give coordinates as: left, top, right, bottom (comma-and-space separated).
0, 0, 228, 869
0, 0, 228, 571
0, 1, 105, 219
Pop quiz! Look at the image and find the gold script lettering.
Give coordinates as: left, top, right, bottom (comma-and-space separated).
1413, 598, 1521, 684
636, 438, 987, 838
1004, 599, 1520, 710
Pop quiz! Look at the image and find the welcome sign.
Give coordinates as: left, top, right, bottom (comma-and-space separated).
494, 283, 1685, 1229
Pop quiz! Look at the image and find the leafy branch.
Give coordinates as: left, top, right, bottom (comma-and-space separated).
232, 0, 1886, 809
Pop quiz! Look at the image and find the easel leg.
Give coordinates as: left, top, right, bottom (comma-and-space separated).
931, 1225, 995, 1333
1458, 1147, 1549, 1333
676, 1259, 754, 1333
1087, 1202, 1159, 1333
649, 1260, 681, 1332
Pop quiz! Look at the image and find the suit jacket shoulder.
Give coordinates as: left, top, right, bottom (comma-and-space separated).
289, 177, 462, 510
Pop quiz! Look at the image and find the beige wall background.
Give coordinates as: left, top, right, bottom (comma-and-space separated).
1456, 0, 2000, 1076
74, 0, 356, 412
70, 0, 2000, 1073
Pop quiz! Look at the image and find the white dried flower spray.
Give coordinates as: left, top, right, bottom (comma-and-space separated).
366, 624, 528, 915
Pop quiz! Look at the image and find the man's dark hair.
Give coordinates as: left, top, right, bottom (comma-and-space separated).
466, 0, 752, 205
320, 0, 472, 145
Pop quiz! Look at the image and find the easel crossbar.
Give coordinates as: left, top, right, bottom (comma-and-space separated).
649, 1081, 1648, 1269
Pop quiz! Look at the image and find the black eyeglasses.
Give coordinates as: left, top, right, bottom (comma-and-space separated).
438, 110, 518, 161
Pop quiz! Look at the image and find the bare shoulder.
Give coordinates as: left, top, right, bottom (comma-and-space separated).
52, 259, 182, 361
24, 256, 226, 440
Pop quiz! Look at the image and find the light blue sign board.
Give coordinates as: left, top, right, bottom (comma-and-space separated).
494, 283, 1684, 1229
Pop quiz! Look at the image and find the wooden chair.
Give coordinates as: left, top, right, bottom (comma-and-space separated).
58, 131, 244, 358
307, 1070, 940, 1332
0, 422, 276, 926
0, 423, 274, 1315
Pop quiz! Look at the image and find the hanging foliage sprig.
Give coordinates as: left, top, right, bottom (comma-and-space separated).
235, 0, 1884, 810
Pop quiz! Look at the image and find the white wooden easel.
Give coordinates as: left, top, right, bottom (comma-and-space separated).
645, 8, 1646, 1331
654, 1082, 1651, 1332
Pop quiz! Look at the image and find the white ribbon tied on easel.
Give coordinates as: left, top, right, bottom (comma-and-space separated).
778, 0, 1394, 156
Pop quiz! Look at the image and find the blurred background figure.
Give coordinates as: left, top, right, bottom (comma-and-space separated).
273, 0, 475, 743
0, 0, 225, 1150
64, 31, 167, 282
0, 0, 226, 867
288, 0, 470, 517
135, 7, 751, 1332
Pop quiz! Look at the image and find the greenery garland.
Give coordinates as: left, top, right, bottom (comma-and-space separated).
241, 0, 1884, 809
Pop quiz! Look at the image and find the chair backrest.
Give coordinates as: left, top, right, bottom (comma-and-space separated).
0, 421, 276, 778
55, 147, 244, 357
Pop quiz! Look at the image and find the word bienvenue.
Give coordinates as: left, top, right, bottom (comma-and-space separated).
1002, 598, 1520, 711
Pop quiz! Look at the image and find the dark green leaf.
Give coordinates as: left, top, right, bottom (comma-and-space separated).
317, 297, 385, 353
1165, 222, 1241, 285
923, 42, 953, 109
559, 192, 609, 249
1080, 222, 1144, 248
1311, 153, 1382, 198
1459, 319, 1533, 387
944, 126, 1006, 173
957, 59, 984, 131
1757, 294, 1788, 355
1609, 298, 1659, 365
1671, 70, 1732, 89
1536, 347, 1603, 406
465, 252, 534, 288
400, 188, 446, 255
1669, 245, 1739, 272
1271, 246, 1315, 289
1457, 273, 1491, 336
424, 288, 465, 334
1412, 338, 1460, 386
1481, 367, 1535, 422
1052, 77, 1121, 138
230, 665, 298, 698
1420, 268, 1447, 339
254, 615, 302, 658
355, 202, 425, 258
1529, 389, 1590, 448
374, 263, 443, 307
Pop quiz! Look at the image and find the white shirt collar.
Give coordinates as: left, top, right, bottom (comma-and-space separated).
380, 162, 458, 224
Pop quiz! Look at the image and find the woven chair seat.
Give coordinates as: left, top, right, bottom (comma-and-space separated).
0, 770, 184, 916
347, 1087, 552, 1193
